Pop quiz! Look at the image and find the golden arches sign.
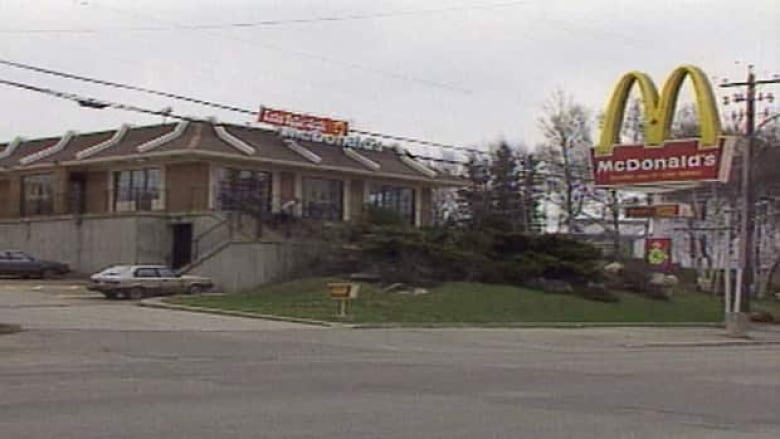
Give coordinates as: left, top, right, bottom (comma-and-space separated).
595, 64, 722, 157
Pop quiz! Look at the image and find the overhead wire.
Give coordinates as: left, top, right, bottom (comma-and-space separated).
0, 1, 532, 34
90, 1, 471, 94
0, 76, 490, 162
0, 75, 589, 184
0, 58, 488, 155
0, 77, 194, 122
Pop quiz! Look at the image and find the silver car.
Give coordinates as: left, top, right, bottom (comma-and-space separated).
88, 265, 214, 300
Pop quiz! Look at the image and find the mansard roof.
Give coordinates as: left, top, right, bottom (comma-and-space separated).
0, 121, 463, 185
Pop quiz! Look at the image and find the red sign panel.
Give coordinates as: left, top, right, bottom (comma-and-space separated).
645, 238, 673, 270
258, 107, 348, 136
625, 204, 685, 218
591, 138, 734, 187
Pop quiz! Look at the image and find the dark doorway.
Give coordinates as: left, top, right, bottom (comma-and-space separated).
68, 172, 87, 214
171, 223, 193, 269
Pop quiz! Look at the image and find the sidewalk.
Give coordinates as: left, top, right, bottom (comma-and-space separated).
608, 324, 780, 348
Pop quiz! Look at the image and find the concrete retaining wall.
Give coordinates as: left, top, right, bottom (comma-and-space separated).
0, 213, 313, 290
0, 213, 222, 274
186, 240, 316, 292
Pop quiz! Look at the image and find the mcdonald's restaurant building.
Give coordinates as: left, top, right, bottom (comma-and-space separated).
0, 120, 462, 288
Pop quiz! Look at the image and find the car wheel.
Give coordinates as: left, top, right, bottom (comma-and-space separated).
127, 287, 145, 301
187, 284, 206, 295
41, 269, 56, 280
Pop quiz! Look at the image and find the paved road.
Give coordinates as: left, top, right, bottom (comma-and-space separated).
1, 282, 779, 438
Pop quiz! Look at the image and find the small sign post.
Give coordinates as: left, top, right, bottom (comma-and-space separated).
327, 283, 359, 317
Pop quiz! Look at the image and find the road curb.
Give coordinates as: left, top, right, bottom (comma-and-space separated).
131, 301, 780, 341
134, 301, 727, 330
138, 297, 346, 328
351, 322, 725, 329
621, 340, 780, 348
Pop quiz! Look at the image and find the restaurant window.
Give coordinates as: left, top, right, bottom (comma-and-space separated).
368, 184, 415, 224
21, 174, 54, 216
302, 177, 343, 221
113, 168, 162, 212
215, 168, 272, 214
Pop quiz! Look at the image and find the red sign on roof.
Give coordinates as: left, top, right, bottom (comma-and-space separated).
258, 107, 349, 136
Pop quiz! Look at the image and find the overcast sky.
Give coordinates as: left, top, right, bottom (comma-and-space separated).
0, 0, 777, 156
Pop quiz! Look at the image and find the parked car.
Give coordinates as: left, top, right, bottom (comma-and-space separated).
0, 250, 70, 279
88, 265, 214, 300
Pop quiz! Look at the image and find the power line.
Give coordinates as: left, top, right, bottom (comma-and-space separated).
92, 2, 472, 94
0, 76, 491, 161
0, 57, 488, 155
0, 76, 594, 182
0, 1, 531, 34
0, 58, 256, 116
0, 77, 202, 123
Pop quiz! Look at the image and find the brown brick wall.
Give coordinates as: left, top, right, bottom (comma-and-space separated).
349, 179, 365, 222
84, 170, 108, 214
8, 176, 21, 218
419, 187, 433, 226
165, 162, 210, 212
280, 171, 295, 204
49, 169, 67, 215
0, 178, 11, 218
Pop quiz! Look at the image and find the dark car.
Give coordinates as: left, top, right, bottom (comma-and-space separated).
0, 250, 70, 279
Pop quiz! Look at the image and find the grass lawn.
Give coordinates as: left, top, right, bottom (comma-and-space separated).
167, 277, 745, 324
754, 298, 780, 317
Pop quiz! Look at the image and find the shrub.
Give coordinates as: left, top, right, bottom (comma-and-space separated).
363, 205, 409, 226
343, 224, 605, 288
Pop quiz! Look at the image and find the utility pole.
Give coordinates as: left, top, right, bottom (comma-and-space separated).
720, 65, 780, 313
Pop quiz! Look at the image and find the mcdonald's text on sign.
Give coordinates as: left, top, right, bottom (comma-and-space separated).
592, 138, 734, 186
592, 65, 735, 187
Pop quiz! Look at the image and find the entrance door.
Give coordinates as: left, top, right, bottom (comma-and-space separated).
68, 172, 87, 214
171, 223, 193, 269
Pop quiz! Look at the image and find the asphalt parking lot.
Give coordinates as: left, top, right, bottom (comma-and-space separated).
0, 280, 307, 331
1, 281, 779, 439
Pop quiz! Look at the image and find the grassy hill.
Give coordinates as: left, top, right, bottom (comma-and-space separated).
168, 277, 740, 325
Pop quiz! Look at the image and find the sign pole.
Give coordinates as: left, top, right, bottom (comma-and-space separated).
723, 210, 731, 318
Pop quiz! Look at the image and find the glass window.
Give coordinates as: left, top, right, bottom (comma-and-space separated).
8, 251, 32, 261
155, 267, 177, 278
368, 185, 416, 224
21, 173, 54, 216
134, 267, 159, 278
147, 169, 161, 199
216, 167, 272, 213
115, 170, 132, 203
302, 178, 343, 221
113, 168, 162, 212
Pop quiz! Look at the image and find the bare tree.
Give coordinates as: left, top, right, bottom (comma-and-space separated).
538, 90, 593, 233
